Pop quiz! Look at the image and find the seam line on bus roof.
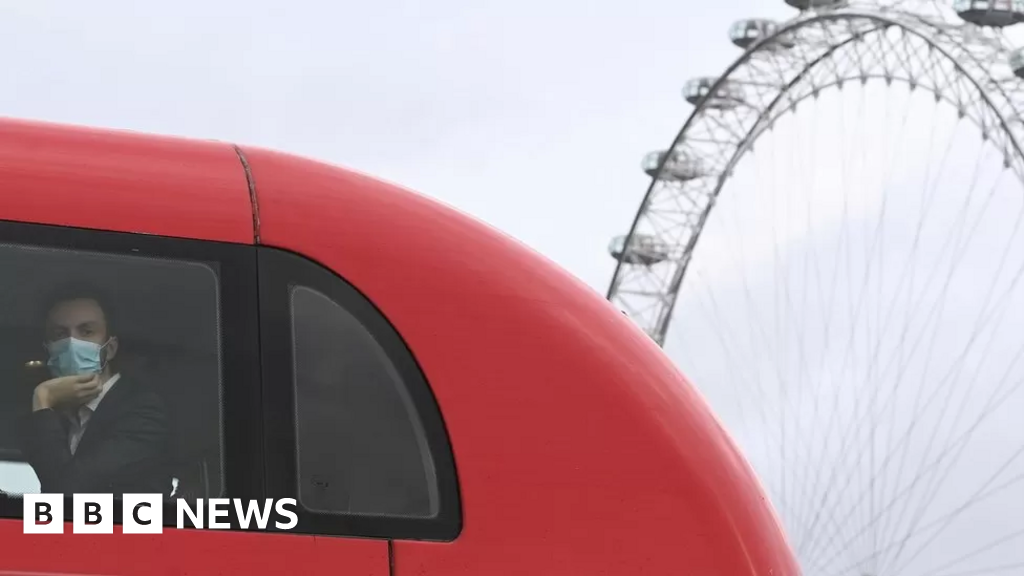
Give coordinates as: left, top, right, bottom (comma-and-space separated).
232, 144, 261, 244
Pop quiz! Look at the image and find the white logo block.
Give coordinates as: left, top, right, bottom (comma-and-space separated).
73, 493, 113, 534
22, 493, 63, 534
122, 494, 164, 534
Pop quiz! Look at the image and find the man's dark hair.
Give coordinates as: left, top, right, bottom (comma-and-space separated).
38, 281, 118, 338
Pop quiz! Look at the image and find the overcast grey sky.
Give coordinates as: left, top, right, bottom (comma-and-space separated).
3, 2, 1022, 575
0, 0, 795, 292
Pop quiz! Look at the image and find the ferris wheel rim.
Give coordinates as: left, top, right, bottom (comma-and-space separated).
607, 4, 1024, 346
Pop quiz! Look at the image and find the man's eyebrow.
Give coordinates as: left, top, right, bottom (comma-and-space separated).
46, 324, 69, 337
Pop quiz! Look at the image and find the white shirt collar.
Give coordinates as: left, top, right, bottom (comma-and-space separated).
84, 372, 120, 412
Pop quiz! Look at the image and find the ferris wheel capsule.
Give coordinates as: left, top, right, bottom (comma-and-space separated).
641, 150, 705, 181
954, 0, 1024, 27
683, 77, 746, 110
1010, 47, 1024, 78
608, 234, 671, 265
641, 151, 666, 178
784, 0, 845, 10
729, 19, 795, 50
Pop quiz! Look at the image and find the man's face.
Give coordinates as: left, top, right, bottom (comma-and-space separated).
45, 298, 118, 361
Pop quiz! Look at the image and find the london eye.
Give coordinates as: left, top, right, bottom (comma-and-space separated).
608, 1, 1024, 574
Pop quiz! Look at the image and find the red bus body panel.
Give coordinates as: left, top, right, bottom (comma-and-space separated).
0, 117, 799, 576
0, 117, 253, 243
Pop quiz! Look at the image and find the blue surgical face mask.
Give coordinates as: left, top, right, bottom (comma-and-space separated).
45, 337, 109, 378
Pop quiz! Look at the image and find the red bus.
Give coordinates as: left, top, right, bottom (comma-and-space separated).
0, 116, 799, 575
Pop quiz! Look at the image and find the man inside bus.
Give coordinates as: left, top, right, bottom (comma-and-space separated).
20, 283, 173, 497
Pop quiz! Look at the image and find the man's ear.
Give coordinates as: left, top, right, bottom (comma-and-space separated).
105, 336, 119, 362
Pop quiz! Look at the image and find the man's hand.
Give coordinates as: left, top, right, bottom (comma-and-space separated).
32, 374, 101, 412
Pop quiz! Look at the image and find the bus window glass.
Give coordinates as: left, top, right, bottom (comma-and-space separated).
0, 242, 224, 500
290, 285, 438, 518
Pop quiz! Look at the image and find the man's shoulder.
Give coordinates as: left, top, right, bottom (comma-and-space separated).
104, 375, 169, 417
96, 382, 171, 441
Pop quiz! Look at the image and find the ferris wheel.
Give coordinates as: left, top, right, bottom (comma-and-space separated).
607, 1, 1024, 575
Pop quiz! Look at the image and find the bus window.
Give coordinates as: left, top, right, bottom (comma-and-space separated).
290, 285, 436, 517
0, 240, 224, 502
257, 247, 460, 540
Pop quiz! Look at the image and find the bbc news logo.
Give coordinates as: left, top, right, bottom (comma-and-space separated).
23, 494, 298, 534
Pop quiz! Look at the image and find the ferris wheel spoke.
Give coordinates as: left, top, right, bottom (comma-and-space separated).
888, 444, 1024, 575
872, 95, 956, 556
799, 83, 918, 567
697, 151, 812, 512
821, 470, 1024, 576
858, 79, 919, 567
677, 125, 826, 523
905, 498, 1024, 569
814, 363, 1024, 576
781, 106, 824, 529
882, 256, 1024, 574
876, 163, 1019, 553
804, 163, 1012, 570
794, 91, 915, 562
782, 84, 880, 561
811, 333, 1024, 575
918, 561, 1024, 576
778, 90, 1011, 576
750, 132, 802, 516
790, 84, 867, 544
790, 94, 856, 545
793, 93, 871, 554
787, 95, 833, 536
864, 166, 1014, 566
801, 121, 995, 556
870, 100, 946, 558
776, 96, 798, 521
898, 467, 1024, 573
798, 81, 897, 561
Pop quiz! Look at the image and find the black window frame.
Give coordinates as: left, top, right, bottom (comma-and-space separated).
256, 247, 462, 541
0, 219, 264, 529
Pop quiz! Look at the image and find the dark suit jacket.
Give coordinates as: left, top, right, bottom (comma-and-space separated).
21, 375, 173, 497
